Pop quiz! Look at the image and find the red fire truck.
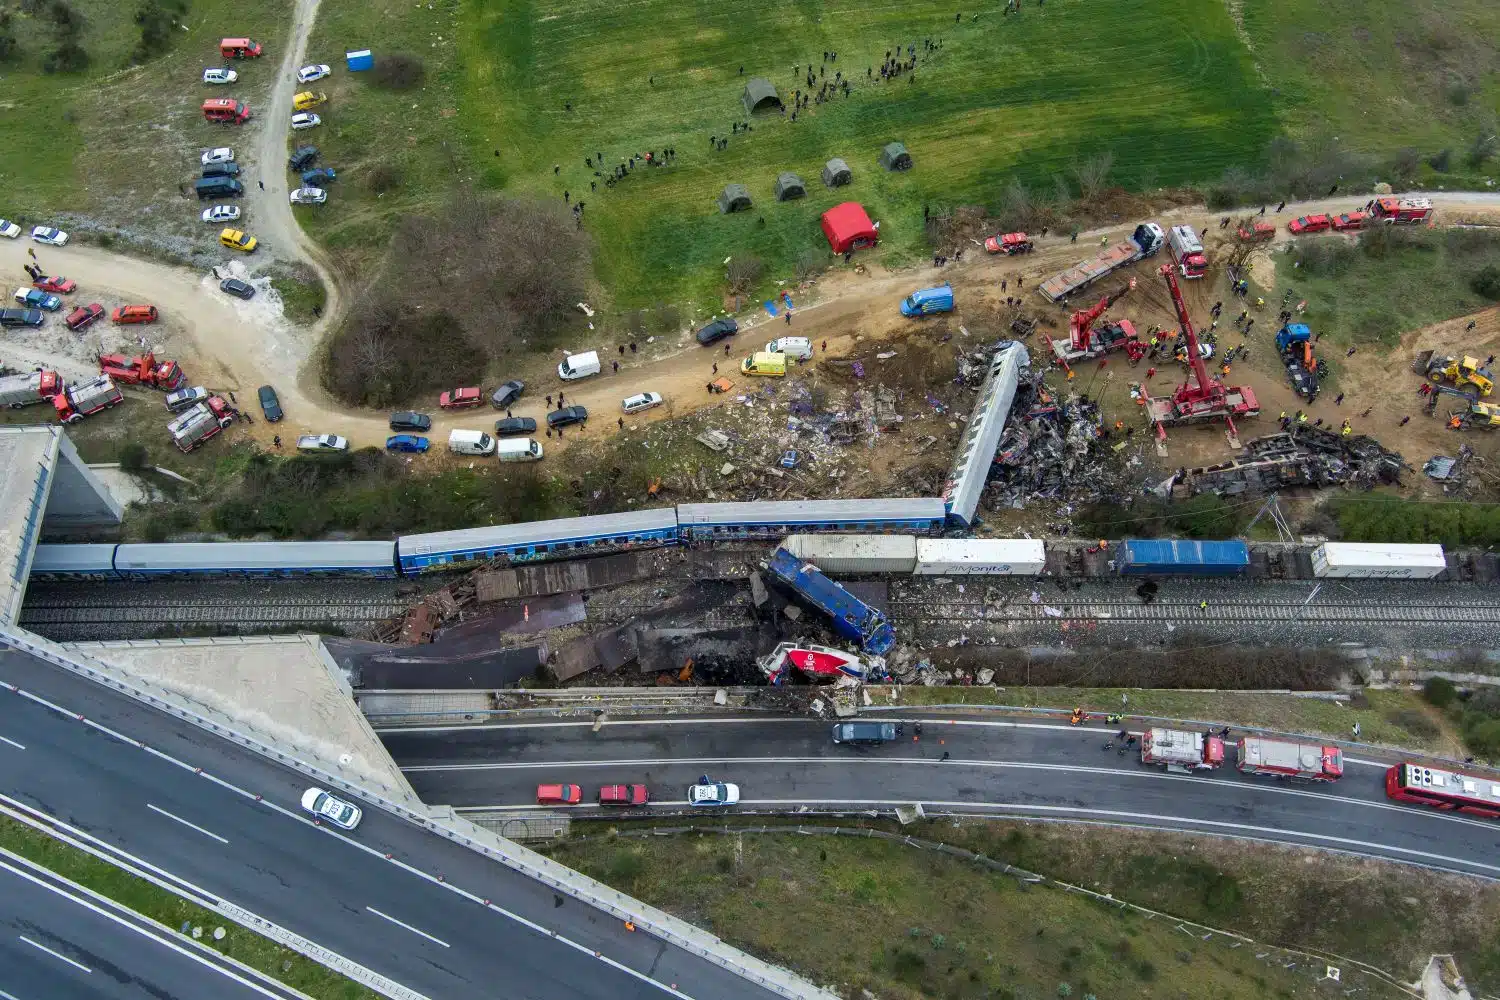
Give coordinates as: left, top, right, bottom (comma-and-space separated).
52, 376, 123, 424
1235, 737, 1342, 782
1369, 197, 1433, 225
1385, 762, 1500, 819
1140, 728, 1225, 771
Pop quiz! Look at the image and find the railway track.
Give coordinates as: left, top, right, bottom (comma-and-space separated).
18, 595, 408, 627
885, 598, 1500, 626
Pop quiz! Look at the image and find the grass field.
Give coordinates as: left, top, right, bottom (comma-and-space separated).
1239, 0, 1500, 155
0, 0, 291, 254
1284, 228, 1500, 348
450, 0, 1276, 308
0, 816, 377, 999
552, 829, 1386, 1000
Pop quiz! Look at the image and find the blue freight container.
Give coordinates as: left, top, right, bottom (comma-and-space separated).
1116, 539, 1249, 576
764, 547, 895, 655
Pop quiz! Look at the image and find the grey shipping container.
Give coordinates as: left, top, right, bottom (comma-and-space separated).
1116, 539, 1249, 575
781, 533, 917, 574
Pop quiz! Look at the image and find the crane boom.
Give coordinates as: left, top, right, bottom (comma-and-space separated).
1069, 284, 1131, 353
1159, 264, 1212, 396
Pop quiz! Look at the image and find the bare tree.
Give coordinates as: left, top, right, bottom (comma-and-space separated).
725, 255, 764, 294
1070, 151, 1114, 200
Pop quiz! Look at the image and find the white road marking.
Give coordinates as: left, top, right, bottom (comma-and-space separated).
0, 735, 24, 750
1342, 757, 1386, 768
0, 855, 293, 999
18, 935, 91, 974
365, 907, 449, 949
147, 804, 228, 845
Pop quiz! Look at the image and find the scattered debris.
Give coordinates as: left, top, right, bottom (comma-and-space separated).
1163, 425, 1406, 498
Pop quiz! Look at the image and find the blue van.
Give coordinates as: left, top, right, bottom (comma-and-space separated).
900, 283, 954, 317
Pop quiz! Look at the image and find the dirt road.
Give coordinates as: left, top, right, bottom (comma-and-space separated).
7, 190, 1500, 459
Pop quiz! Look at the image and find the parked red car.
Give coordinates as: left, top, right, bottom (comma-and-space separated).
33, 275, 76, 294
1330, 211, 1367, 232
65, 302, 105, 332
598, 784, 649, 806
439, 386, 484, 409
536, 783, 583, 805
1287, 214, 1331, 235
112, 304, 159, 324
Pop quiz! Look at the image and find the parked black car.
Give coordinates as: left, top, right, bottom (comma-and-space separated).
490, 380, 524, 408
288, 145, 318, 171
695, 317, 738, 346
0, 308, 44, 328
494, 416, 537, 436
546, 405, 588, 428
257, 384, 283, 422
389, 411, 432, 432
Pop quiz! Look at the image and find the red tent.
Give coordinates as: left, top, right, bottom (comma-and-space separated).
821, 202, 878, 254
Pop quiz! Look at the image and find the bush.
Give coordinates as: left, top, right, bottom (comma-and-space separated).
141, 505, 197, 542
117, 442, 149, 473
725, 254, 763, 294
364, 163, 402, 194
0, 11, 17, 61
42, 39, 89, 73
1467, 132, 1499, 169
133, 0, 187, 62
1464, 718, 1500, 760
1384, 708, 1441, 741
371, 52, 425, 90
1423, 676, 1458, 708
1471, 265, 1500, 301
1329, 497, 1500, 547
607, 851, 643, 886
1428, 148, 1453, 173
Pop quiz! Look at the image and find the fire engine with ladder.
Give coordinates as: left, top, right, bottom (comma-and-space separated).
1049, 281, 1144, 367
1140, 728, 1224, 772
1144, 263, 1258, 444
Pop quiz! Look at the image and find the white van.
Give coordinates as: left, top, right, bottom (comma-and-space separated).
497, 438, 544, 462
765, 336, 813, 361
558, 350, 600, 381
448, 429, 495, 456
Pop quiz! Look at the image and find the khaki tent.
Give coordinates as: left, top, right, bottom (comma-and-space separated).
717, 184, 753, 214
741, 78, 784, 116
821, 157, 853, 188
879, 142, 913, 171
774, 172, 806, 201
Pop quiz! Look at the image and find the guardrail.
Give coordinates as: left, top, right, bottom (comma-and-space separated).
0, 627, 836, 1000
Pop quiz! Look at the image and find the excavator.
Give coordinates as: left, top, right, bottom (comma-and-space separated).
1049, 282, 1144, 365
1144, 264, 1259, 442
1413, 351, 1494, 398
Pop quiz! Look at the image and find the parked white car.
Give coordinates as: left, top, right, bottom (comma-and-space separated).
300, 787, 361, 829
201, 205, 241, 224
297, 434, 347, 453
289, 187, 326, 205
0, 219, 20, 239
203, 68, 238, 85
31, 227, 68, 246
201, 147, 235, 165
290, 112, 321, 130
621, 391, 663, 414
297, 63, 331, 83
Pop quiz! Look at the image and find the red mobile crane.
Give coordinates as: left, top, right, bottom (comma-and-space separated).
1144, 264, 1258, 442
1049, 282, 1144, 365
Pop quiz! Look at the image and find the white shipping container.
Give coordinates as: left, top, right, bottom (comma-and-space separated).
915, 538, 1046, 575
1310, 542, 1446, 579
781, 534, 917, 574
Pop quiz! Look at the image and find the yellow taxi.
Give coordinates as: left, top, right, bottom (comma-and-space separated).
219, 229, 258, 252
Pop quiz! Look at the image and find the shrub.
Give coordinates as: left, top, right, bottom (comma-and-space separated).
1428, 148, 1452, 172
363, 163, 402, 194
133, 0, 187, 62
117, 442, 149, 473
890, 947, 926, 984
1467, 132, 1499, 169
1464, 718, 1500, 760
607, 851, 644, 886
1471, 265, 1500, 301
725, 255, 763, 294
1384, 708, 1440, 741
42, 39, 89, 73
0, 11, 18, 61
372, 52, 425, 90
1423, 676, 1458, 708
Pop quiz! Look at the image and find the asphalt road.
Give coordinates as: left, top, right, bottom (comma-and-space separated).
0, 650, 787, 1000
382, 715, 1500, 880
0, 853, 305, 1000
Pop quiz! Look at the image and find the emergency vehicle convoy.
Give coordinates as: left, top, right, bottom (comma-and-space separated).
1140, 729, 1342, 781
